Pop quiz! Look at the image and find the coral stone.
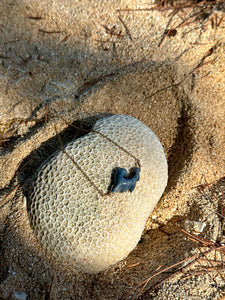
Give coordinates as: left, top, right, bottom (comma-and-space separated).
27, 115, 168, 274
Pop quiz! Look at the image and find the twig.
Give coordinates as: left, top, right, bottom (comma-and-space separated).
39, 29, 62, 34
95, 39, 122, 43
45, 275, 54, 300
122, 251, 207, 299
192, 180, 217, 192
58, 34, 71, 44
118, 16, 133, 41
192, 241, 225, 282
141, 245, 224, 299
183, 267, 225, 280
28, 16, 42, 20
127, 262, 141, 268
125, 223, 225, 299
180, 229, 219, 248
75, 72, 116, 95
117, 1, 224, 12
101, 24, 123, 38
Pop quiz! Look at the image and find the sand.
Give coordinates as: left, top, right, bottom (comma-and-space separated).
0, 0, 225, 299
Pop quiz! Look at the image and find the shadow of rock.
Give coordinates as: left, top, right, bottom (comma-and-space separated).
166, 99, 194, 193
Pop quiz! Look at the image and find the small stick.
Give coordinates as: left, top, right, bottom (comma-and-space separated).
117, 1, 221, 12
45, 275, 54, 300
140, 246, 221, 298
218, 15, 225, 27
127, 262, 140, 268
125, 223, 225, 299
192, 240, 225, 282
94, 39, 122, 43
58, 34, 71, 44
28, 16, 42, 20
118, 16, 133, 41
38, 29, 62, 34
122, 251, 206, 299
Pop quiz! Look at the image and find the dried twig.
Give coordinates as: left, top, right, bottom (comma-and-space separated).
117, 1, 224, 12
124, 207, 225, 300
38, 29, 62, 34
122, 250, 210, 299
192, 240, 225, 282
139, 244, 225, 299
118, 16, 133, 41
118, 0, 225, 47
58, 34, 71, 44
28, 16, 42, 20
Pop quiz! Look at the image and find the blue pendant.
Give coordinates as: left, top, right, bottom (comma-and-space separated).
111, 167, 140, 193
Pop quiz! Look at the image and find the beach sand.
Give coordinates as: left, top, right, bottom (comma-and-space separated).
0, 0, 225, 299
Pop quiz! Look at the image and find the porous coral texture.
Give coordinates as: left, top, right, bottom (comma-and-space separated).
27, 115, 168, 273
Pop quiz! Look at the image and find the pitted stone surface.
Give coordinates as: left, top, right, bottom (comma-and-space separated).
27, 115, 168, 273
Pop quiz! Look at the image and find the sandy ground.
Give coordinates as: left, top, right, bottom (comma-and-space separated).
0, 0, 225, 299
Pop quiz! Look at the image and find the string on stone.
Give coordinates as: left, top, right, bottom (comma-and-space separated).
54, 117, 141, 197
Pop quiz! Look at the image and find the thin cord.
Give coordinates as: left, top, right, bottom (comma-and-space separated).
55, 125, 104, 197
53, 115, 141, 169
53, 116, 141, 197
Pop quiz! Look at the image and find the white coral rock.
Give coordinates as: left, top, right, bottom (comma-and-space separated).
27, 115, 168, 273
